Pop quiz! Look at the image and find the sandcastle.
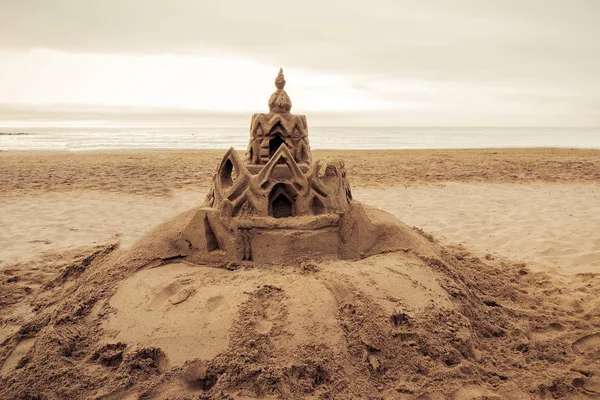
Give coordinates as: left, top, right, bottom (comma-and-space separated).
176, 69, 404, 263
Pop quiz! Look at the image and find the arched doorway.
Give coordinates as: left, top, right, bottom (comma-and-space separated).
268, 183, 296, 218
272, 193, 293, 218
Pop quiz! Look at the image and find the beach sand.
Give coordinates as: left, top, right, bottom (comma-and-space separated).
1, 149, 600, 399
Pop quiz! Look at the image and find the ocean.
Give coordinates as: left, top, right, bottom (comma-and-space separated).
1, 126, 599, 151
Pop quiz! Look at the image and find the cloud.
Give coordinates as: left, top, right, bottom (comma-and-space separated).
1, 0, 598, 85
0, 0, 599, 126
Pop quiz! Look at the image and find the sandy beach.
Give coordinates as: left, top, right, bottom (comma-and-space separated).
1, 148, 600, 399
2, 148, 600, 271
3, 0, 599, 397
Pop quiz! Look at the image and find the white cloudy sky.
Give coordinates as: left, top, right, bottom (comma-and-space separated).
0, 0, 598, 126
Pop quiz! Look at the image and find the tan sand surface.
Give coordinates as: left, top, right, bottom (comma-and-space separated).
2, 183, 598, 275
0, 191, 200, 267
2, 149, 600, 399
2, 148, 600, 196
354, 183, 600, 275
103, 257, 451, 368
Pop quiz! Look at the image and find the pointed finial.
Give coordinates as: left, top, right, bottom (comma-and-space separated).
268, 68, 292, 113
275, 68, 286, 90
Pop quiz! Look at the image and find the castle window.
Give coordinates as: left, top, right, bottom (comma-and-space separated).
220, 159, 234, 188
269, 135, 285, 159
219, 158, 238, 189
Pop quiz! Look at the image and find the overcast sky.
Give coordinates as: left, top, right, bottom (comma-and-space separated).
0, 0, 599, 126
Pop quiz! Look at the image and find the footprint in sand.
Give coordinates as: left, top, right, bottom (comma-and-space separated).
572, 332, 600, 353
251, 286, 285, 335
147, 280, 194, 309
204, 295, 224, 312
168, 288, 192, 305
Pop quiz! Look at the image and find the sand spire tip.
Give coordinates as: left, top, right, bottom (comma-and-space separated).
275, 68, 286, 90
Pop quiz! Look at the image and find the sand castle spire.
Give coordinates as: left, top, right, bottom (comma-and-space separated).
275, 68, 286, 89
268, 68, 292, 114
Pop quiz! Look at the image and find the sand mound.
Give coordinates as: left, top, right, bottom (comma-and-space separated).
1, 205, 600, 399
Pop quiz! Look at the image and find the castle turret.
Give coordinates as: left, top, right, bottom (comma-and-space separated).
246, 69, 312, 165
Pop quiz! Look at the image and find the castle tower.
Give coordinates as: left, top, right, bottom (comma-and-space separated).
245, 69, 312, 166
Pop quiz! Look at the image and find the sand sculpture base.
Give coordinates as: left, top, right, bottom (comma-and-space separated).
173, 201, 423, 265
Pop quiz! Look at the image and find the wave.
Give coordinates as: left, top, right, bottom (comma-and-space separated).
0, 132, 31, 135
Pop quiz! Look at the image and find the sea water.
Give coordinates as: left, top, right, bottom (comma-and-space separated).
1, 126, 599, 151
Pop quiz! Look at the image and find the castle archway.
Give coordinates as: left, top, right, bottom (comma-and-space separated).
268, 183, 296, 218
